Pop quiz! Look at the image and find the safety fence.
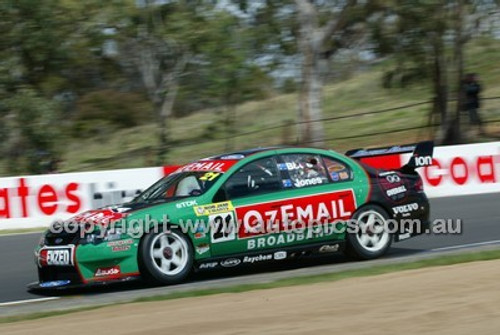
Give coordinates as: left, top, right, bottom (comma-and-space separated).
172, 96, 500, 147
57, 96, 500, 173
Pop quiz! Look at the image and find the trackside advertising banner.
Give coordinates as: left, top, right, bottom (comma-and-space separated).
0, 142, 499, 229
361, 142, 500, 198
405, 142, 500, 198
0, 166, 178, 230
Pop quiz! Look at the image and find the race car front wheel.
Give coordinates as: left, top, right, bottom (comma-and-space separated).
139, 227, 193, 285
345, 204, 392, 260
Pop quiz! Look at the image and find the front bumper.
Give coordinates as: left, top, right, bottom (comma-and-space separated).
33, 238, 141, 290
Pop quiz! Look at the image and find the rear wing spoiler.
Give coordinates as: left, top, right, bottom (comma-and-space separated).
346, 141, 434, 170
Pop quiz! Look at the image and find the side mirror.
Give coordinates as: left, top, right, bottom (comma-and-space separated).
189, 189, 202, 196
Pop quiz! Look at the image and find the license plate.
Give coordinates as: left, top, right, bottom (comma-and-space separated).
39, 248, 74, 266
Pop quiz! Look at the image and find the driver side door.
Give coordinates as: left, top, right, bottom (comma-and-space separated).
209, 155, 286, 256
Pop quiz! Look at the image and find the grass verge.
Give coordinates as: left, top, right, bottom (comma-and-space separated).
2, 248, 500, 324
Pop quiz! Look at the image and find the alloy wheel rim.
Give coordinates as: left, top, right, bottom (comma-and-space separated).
150, 231, 189, 276
355, 210, 390, 252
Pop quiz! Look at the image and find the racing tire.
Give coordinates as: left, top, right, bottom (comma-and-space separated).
345, 204, 392, 260
139, 227, 194, 285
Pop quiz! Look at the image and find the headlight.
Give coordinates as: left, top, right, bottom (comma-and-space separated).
103, 227, 124, 242
81, 227, 124, 245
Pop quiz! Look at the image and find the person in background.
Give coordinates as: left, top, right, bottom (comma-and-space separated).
464, 73, 485, 135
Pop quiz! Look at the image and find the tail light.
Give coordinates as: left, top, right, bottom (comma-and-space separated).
415, 177, 424, 192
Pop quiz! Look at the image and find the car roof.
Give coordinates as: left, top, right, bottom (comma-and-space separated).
205, 147, 286, 160
175, 146, 342, 174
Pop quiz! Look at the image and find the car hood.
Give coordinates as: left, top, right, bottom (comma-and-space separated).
67, 199, 182, 228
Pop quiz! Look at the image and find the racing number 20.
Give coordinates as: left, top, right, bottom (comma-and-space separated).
210, 212, 236, 243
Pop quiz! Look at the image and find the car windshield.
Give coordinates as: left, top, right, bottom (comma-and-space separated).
132, 171, 223, 203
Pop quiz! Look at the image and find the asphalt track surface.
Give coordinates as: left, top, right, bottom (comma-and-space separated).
0, 193, 499, 315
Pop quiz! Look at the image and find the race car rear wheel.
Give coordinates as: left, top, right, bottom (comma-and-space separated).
345, 204, 392, 260
139, 227, 193, 285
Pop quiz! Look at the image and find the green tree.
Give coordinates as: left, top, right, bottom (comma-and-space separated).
115, 1, 210, 163
2, 89, 62, 174
372, 0, 499, 144
234, 0, 383, 145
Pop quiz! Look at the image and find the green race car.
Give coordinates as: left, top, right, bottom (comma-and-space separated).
31, 143, 433, 289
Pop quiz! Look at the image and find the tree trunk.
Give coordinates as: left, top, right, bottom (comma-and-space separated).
432, 36, 450, 144
298, 41, 315, 145
156, 53, 190, 164
296, 0, 325, 146
294, 0, 357, 146
453, 0, 465, 142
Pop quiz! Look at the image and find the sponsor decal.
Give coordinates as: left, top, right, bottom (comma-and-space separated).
194, 201, 234, 216
176, 200, 198, 209
39, 248, 73, 266
385, 174, 401, 183
278, 162, 304, 171
71, 208, 128, 226
195, 222, 206, 232
199, 262, 218, 269
195, 243, 210, 255
39, 280, 71, 288
243, 254, 273, 264
194, 232, 206, 239
247, 230, 336, 250
274, 251, 287, 260
220, 154, 245, 160
339, 172, 350, 180
220, 258, 241, 268
176, 160, 237, 173
278, 163, 288, 171
199, 172, 221, 182
386, 185, 407, 197
398, 228, 412, 241
379, 173, 408, 202
414, 155, 432, 167
319, 244, 340, 253
282, 179, 293, 188
210, 212, 236, 243
328, 164, 346, 173
331, 172, 339, 182
379, 171, 398, 177
352, 145, 415, 158
112, 245, 131, 252
294, 177, 324, 188
393, 203, 419, 216
107, 239, 134, 247
193, 222, 207, 239
94, 265, 121, 278
237, 190, 356, 239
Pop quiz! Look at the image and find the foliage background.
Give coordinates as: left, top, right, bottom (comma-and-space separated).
1, 0, 500, 175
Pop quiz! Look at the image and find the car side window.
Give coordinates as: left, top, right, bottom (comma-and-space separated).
279, 154, 329, 188
224, 157, 282, 199
322, 156, 353, 182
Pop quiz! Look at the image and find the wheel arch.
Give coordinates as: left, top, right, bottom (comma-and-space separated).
354, 201, 392, 219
